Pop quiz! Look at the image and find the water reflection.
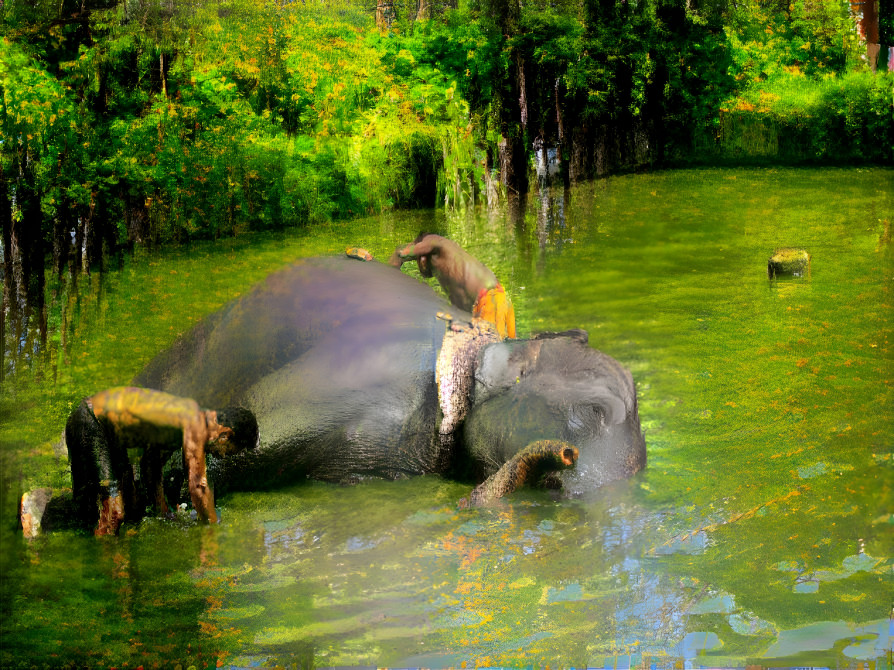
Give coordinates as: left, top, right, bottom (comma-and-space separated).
533, 145, 572, 257
184, 480, 821, 666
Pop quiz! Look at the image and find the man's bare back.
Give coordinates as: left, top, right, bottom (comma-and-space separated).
389, 234, 498, 312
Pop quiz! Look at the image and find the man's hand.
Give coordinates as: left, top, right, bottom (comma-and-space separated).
388, 245, 411, 267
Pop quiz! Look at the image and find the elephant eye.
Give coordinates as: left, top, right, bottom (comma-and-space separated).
568, 412, 585, 432
567, 404, 601, 433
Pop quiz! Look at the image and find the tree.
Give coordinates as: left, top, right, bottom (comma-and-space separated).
479, 0, 529, 195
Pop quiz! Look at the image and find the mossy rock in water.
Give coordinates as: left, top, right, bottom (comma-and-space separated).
19, 488, 78, 537
768, 247, 810, 278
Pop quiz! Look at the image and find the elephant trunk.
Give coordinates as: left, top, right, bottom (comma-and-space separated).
464, 440, 579, 507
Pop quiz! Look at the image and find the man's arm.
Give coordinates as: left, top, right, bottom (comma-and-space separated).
388, 243, 421, 267
389, 235, 443, 265
401, 236, 440, 258
182, 425, 216, 523
388, 247, 409, 267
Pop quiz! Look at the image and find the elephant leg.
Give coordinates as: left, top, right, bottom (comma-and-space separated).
465, 440, 579, 507
65, 401, 131, 535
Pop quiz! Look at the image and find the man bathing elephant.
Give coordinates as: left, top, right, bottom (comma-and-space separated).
33, 255, 644, 534
388, 233, 516, 339
351, 234, 515, 338
65, 387, 258, 535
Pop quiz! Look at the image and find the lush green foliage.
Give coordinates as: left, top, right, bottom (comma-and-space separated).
719, 70, 893, 162
726, 0, 863, 81
393, 0, 738, 175
0, 0, 471, 270
716, 0, 892, 165
1, 0, 890, 295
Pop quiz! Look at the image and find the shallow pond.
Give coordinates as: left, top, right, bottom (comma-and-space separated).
1, 167, 892, 668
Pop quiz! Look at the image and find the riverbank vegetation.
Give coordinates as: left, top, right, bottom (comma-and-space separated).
1, 0, 892, 373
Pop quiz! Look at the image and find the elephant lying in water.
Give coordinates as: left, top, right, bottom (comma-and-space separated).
132, 256, 646, 500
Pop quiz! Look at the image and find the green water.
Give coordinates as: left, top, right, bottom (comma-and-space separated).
1, 167, 891, 668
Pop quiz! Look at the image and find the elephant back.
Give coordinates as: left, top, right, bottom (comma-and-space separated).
136, 256, 449, 408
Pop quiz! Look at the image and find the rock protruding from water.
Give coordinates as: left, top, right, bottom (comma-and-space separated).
20, 488, 76, 538
768, 248, 810, 278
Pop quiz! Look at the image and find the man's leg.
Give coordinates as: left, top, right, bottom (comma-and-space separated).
142, 447, 172, 516
65, 401, 128, 535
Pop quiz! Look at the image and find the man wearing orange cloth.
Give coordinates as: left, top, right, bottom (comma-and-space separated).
389, 233, 516, 339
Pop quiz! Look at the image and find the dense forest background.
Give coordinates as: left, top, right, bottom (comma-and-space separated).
1, 0, 892, 362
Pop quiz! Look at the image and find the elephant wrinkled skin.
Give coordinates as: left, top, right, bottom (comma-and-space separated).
135, 256, 646, 497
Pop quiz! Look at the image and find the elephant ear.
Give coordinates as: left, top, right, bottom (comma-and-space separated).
471, 337, 548, 405
471, 330, 593, 407
473, 331, 633, 422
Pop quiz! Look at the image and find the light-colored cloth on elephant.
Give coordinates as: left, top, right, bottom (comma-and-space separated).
436, 317, 501, 438
472, 284, 515, 339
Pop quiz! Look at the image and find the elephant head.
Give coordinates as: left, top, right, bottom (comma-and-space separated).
464, 331, 646, 495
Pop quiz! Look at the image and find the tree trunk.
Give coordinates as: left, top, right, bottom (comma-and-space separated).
126, 197, 149, 245
52, 211, 70, 279
493, 0, 529, 196
1, 174, 10, 383
567, 124, 591, 183
517, 51, 528, 132
555, 78, 565, 155
75, 193, 96, 275
11, 172, 42, 306
498, 133, 527, 195
2, 164, 47, 373
160, 51, 167, 97
376, 0, 395, 29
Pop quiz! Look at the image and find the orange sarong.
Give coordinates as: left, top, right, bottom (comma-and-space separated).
473, 284, 516, 339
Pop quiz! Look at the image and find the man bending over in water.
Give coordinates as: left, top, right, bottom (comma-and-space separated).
389, 233, 516, 339
66, 386, 259, 536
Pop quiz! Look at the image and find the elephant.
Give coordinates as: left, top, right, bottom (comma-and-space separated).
133, 255, 646, 500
